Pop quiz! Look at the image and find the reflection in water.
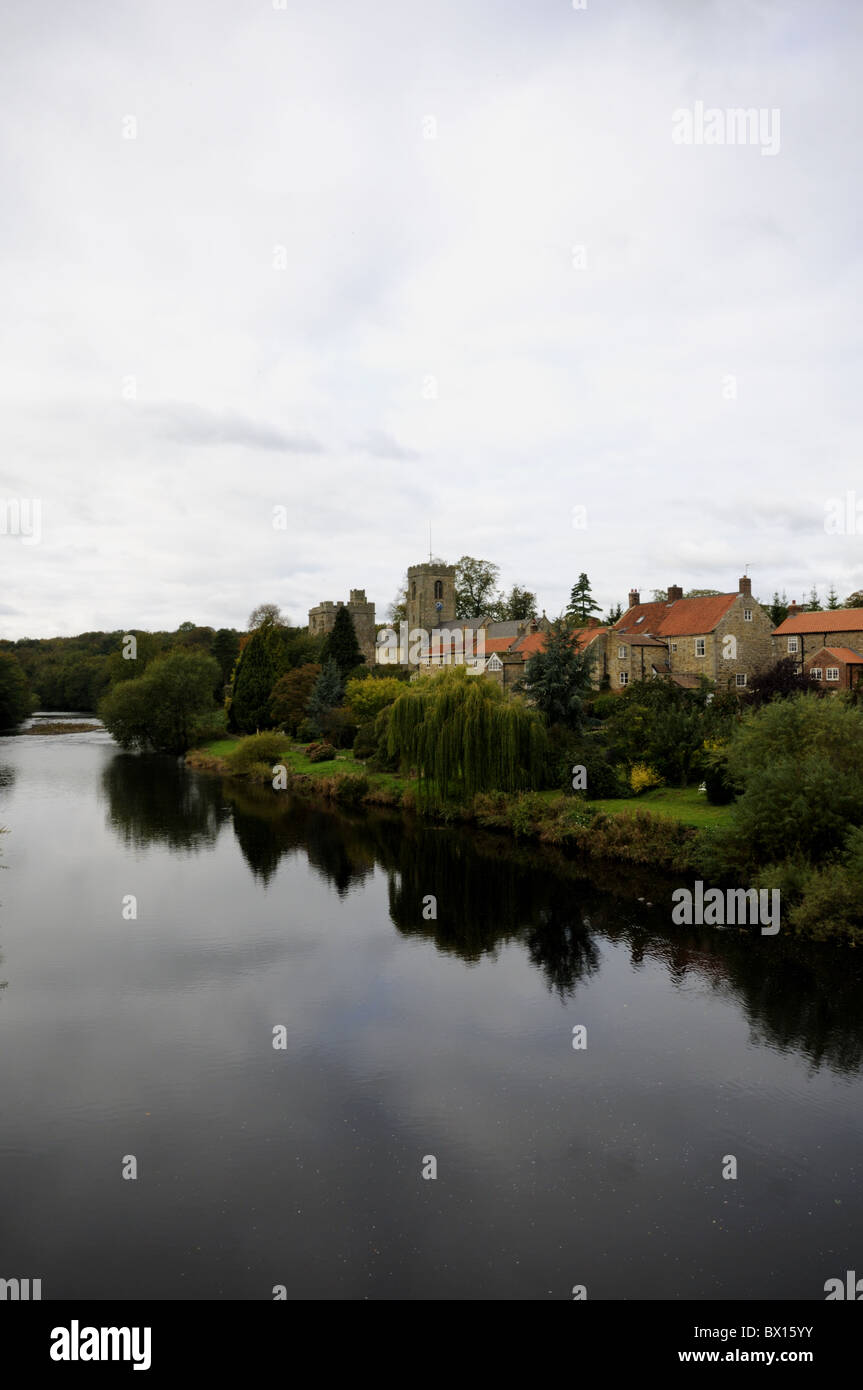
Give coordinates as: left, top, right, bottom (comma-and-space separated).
101, 754, 227, 851
99, 753, 863, 1078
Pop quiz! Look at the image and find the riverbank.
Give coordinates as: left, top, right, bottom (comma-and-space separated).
185, 736, 716, 876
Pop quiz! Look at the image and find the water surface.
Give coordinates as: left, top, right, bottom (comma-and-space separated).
0, 727, 861, 1299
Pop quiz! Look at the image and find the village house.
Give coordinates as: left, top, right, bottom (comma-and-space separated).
802, 645, 863, 692
607, 577, 774, 692
772, 606, 863, 676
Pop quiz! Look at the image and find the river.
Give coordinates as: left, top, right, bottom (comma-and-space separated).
0, 722, 861, 1299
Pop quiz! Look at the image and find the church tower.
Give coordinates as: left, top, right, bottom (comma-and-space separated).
406, 563, 456, 631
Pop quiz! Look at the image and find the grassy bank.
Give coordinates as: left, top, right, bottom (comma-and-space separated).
185, 735, 711, 873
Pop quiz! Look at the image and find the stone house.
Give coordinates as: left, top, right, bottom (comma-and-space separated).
608, 577, 774, 692
772, 606, 863, 671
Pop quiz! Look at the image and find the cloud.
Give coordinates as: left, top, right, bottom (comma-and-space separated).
143, 402, 323, 454
355, 429, 420, 461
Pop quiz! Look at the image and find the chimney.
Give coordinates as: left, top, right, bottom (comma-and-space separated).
787, 600, 800, 618
667, 584, 683, 602
586, 616, 600, 629
628, 589, 640, 608
738, 575, 752, 597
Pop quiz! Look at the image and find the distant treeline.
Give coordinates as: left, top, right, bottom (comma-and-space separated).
0, 624, 244, 711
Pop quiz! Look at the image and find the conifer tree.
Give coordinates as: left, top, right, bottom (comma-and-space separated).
518, 618, 595, 730
307, 658, 344, 735
228, 620, 286, 732
567, 573, 601, 622
320, 605, 365, 677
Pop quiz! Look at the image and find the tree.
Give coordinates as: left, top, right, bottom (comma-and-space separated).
651, 589, 668, 602
805, 587, 821, 612
827, 584, 840, 610
0, 651, 31, 728
723, 694, 863, 863
212, 629, 241, 684
248, 603, 285, 630
685, 589, 722, 597
344, 675, 405, 724
307, 659, 344, 736
493, 584, 538, 622
567, 573, 601, 623
845, 591, 863, 609
269, 663, 321, 733
455, 556, 500, 618
746, 657, 814, 709
320, 605, 365, 677
228, 621, 288, 733
767, 591, 789, 627
388, 576, 408, 625
99, 650, 221, 754
387, 665, 547, 803
604, 601, 623, 625
518, 619, 596, 730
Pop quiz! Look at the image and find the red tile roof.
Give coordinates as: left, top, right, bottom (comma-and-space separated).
480, 636, 519, 653
616, 594, 737, 637
773, 608, 863, 635
806, 645, 863, 665
513, 626, 606, 658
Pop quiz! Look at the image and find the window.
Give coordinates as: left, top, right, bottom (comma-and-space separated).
411, 582, 416, 599
695, 638, 706, 657
670, 642, 678, 652
826, 667, 840, 682
635, 615, 645, 624
434, 580, 443, 600
810, 668, 822, 680
487, 653, 502, 671
619, 671, 629, 685
735, 673, 747, 687
788, 636, 798, 653
618, 645, 627, 659
744, 608, 752, 621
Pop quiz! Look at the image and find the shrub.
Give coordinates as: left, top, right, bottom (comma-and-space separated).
590, 693, 618, 721
352, 720, 378, 761
228, 731, 287, 772
506, 791, 550, 838
328, 773, 369, 807
296, 718, 318, 742
629, 763, 664, 795
306, 741, 336, 764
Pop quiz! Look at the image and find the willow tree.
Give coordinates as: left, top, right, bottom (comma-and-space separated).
387, 666, 547, 804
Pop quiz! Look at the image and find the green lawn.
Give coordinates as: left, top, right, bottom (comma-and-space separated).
194, 738, 407, 790
588, 785, 735, 829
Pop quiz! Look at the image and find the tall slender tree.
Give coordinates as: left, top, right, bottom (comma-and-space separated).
567, 573, 601, 623
320, 605, 365, 677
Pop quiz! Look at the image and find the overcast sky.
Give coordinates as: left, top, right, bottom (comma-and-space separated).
1, 0, 861, 638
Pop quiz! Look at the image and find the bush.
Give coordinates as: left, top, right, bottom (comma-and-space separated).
228, 731, 287, 772
296, 718, 318, 742
352, 720, 378, 760
306, 741, 336, 764
589, 693, 618, 721
629, 763, 664, 795
328, 773, 369, 806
